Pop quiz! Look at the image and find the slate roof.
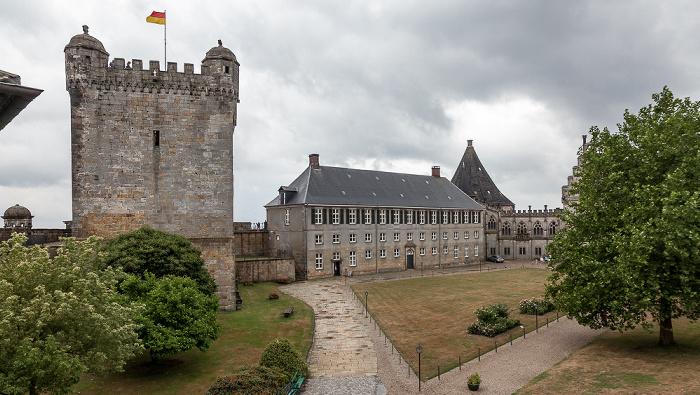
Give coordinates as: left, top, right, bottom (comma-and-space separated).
450, 140, 514, 207
266, 165, 484, 210
0, 70, 43, 132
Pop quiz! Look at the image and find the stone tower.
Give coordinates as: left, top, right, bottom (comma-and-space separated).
64, 26, 240, 310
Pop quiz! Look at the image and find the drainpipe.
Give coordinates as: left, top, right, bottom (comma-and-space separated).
375, 206, 379, 273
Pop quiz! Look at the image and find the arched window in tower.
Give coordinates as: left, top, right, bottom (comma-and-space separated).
533, 221, 543, 236
501, 222, 511, 236
549, 222, 557, 236
488, 216, 497, 230
517, 222, 528, 235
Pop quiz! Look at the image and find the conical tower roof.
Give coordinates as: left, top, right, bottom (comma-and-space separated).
451, 140, 514, 208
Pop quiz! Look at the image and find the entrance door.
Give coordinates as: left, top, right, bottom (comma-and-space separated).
333, 262, 340, 276
406, 249, 414, 269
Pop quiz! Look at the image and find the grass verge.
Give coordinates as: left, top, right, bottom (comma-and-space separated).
516, 317, 700, 394
74, 282, 314, 394
352, 268, 556, 379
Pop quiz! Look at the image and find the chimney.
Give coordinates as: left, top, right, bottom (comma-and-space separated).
309, 154, 320, 170
467, 139, 473, 147
432, 166, 440, 178
582, 135, 587, 145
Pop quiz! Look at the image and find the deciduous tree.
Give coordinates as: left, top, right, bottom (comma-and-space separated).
547, 87, 700, 345
0, 234, 142, 395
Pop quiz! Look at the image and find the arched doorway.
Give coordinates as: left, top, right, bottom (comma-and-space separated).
406, 249, 415, 269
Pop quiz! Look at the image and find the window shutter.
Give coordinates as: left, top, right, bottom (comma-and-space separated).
323, 208, 327, 224
341, 209, 345, 224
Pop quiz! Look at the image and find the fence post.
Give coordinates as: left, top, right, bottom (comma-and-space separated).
438, 366, 441, 380
495, 340, 498, 353
459, 356, 461, 370
478, 348, 480, 361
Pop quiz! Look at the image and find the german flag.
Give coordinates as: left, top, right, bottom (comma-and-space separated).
146, 11, 165, 25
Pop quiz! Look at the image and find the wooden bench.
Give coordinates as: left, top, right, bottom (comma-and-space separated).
280, 372, 304, 395
284, 306, 294, 317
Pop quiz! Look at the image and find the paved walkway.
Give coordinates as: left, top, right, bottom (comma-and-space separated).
282, 263, 604, 394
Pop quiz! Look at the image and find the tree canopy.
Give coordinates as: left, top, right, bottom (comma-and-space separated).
0, 233, 143, 395
120, 273, 221, 363
98, 226, 217, 296
547, 87, 700, 345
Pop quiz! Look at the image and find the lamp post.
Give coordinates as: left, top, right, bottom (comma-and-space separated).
365, 291, 368, 318
535, 303, 539, 333
416, 345, 423, 391
521, 325, 525, 339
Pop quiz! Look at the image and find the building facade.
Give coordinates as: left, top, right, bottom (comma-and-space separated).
64, 26, 240, 309
266, 154, 486, 279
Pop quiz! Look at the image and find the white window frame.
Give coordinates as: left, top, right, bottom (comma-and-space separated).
465, 246, 469, 257
393, 210, 400, 224
332, 208, 340, 224
431, 232, 437, 241
365, 210, 372, 224
463, 211, 469, 223
349, 251, 357, 266
454, 246, 459, 258
333, 251, 341, 261
315, 234, 323, 244
473, 211, 480, 224
365, 233, 372, 243
349, 209, 357, 224
394, 232, 400, 242
406, 211, 413, 224
474, 231, 479, 239
349, 233, 357, 243
419, 247, 426, 256
332, 234, 340, 244
464, 231, 469, 239
285, 209, 290, 226
419, 211, 425, 224
379, 210, 386, 224
474, 245, 479, 256
366, 250, 372, 259
442, 211, 449, 224
379, 233, 387, 242
431, 210, 437, 225
315, 253, 323, 270
453, 231, 459, 240
442, 232, 448, 240
407, 232, 413, 241
453, 212, 460, 224
419, 232, 425, 241
379, 249, 386, 258
443, 246, 449, 255
394, 248, 400, 258
315, 209, 322, 225
431, 246, 438, 255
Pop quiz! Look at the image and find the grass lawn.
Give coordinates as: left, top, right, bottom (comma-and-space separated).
352, 268, 557, 379
73, 282, 314, 394
516, 318, 700, 394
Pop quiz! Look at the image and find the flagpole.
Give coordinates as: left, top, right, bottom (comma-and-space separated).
164, 10, 167, 66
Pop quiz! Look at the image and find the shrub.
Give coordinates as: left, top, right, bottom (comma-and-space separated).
519, 298, 555, 315
204, 365, 286, 395
467, 303, 520, 337
259, 338, 309, 381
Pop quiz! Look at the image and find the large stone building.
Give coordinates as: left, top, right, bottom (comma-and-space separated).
266, 154, 486, 279
64, 26, 240, 309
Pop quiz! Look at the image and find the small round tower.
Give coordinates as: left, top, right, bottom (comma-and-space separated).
202, 40, 239, 84
3, 204, 33, 229
64, 25, 109, 87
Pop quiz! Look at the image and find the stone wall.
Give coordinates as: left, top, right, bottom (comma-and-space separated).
234, 229, 268, 256
236, 258, 295, 283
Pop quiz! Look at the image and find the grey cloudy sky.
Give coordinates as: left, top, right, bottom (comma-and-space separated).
2, 1, 700, 228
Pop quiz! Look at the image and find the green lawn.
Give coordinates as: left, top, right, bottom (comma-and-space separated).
516, 318, 700, 394
352, 268, 557, 379
74, 282, 314, 394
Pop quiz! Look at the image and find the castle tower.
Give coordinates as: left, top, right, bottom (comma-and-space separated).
65, 26, 240, 309
3, 204, 33, 230
451, 140, 515, 211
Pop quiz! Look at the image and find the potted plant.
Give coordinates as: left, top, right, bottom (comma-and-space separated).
268, 292, 279, 299
468, 372, 481, 391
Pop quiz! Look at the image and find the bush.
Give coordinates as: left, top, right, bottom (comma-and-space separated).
519, 298, 555, 315
204, 365, 286, 395
259, 338, 309, 382
467, 303, 520, 337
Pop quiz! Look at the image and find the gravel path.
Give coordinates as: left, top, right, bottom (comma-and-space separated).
289, 264, 604, 395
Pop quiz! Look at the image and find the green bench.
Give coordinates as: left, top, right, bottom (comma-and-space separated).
280, 372, 304, 395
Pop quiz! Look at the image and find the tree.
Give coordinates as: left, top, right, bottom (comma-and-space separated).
0, 233, 143, 395
98, 226, 217, 296
547, 87, 700, 346
120, 273, 221, 363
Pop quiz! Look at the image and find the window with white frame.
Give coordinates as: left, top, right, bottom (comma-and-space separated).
519, 247, 526, 255
393, 210, 400, 224
349, 233, 357, 243
315, 209, 322, 224
431, 232, 437, 240
420, 232, 425, 240
394, 248, 400, 258
406, 211, 413, 224
315, 253, 323, 270
464, 231, 469, 239
473, 211, 480, 223
465, 246, 469, 257
442, 232, 448, 240
285, 209, 290, 226
332, 208, 340, 224
349, 251, 357, 266
333, 252, 341, 261
431, 211, 437, 224
365, 209, 372, 224
442, 211, 448, 224
454, 231, 459, 240
379, 249, 386, 258
432, 246, 438, 255
365, 233, 372, 242
332, 234, 340, 244
453, 211, 460, 224
394, 232, 400, 242
315, 235, 323, 244
443, 246, 449, 254
379, 210, 386, 224
419, 247, 426, 255
463, 211, 470, 223
379, 233, 386, 242
474, 245, 479, 256
474, 231, 479, 239
407, 232, 413, 241
419, 211, 425, 224
349, 209, 357, 224
366, 250, 372, 259
454, 246, 459, 258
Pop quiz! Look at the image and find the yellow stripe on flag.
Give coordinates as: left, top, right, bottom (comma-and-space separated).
147, 11, 165, 25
